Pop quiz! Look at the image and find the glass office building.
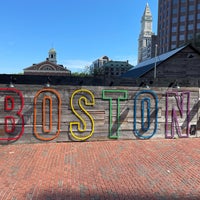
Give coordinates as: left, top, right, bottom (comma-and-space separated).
158, 0, 200, 54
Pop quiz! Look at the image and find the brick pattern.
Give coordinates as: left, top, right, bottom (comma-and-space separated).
1, 139, 200, 199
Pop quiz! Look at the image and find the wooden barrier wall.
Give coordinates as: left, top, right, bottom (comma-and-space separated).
0, 84, 199, 144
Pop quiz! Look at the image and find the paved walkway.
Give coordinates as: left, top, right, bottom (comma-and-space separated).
1, 139, 200, 200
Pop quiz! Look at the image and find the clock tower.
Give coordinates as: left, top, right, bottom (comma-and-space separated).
138, 3, 154, 63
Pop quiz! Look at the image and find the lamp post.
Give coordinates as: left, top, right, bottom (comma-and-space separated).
154, 44, 158, 79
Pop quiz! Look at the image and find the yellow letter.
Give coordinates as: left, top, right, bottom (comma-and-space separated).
70, 89, 95, 141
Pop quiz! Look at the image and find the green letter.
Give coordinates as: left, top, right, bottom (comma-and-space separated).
102, 90, 128, 139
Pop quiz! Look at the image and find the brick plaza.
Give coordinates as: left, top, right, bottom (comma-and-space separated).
1, 139, 200, 200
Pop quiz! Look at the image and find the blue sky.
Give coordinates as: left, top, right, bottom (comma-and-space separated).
0, 0, 158, 74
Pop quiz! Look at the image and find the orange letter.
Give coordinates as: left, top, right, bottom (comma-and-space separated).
34, 88, 61, 141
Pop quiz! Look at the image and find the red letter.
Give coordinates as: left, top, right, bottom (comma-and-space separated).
0, 88, 24, 141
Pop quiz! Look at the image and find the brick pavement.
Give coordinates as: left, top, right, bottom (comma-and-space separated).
1, 139, 200, 200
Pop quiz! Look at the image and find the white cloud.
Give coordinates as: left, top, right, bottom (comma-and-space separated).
61, 59, 92, 72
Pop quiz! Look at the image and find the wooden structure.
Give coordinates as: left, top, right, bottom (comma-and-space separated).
0, 83, 199, 144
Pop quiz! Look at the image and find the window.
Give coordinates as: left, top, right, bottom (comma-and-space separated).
181, 7, 186, 13
171, 35, 176, 41
189, 14, 194, 21
197, 23, 200, 29
187, 33, 193, 40
172, 17, 178, 23
172, 26, 177, 32
179, 25, 185, 31
188, 24, 194, 30
43, 66, 53, 71
197, 13, 200, 20
180, 16, 186, 22
179, 34, 185, 41
171, 44, 176, 49
189, 5, 195, 11
173, 8, 178, 14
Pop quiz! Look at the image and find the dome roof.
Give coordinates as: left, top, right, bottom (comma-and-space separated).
49, 48, 56, 53
101, 56, 109, 60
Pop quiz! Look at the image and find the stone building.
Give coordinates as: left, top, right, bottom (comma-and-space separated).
24, 48, 71, 76
91, 56, 110, 69
102, 60, 133, 77
90, 56, 133, 77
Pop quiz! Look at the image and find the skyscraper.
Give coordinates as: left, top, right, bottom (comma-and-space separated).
158, 0, 200, 55
138, 3, 154, 63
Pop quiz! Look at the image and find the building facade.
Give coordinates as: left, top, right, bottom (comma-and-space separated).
90, 56, 110, 70
158, 0, 200, 55
24, 48, 71, 76
138, 3, 155, 63
102, 60, 133, 77
90, 56, 133, 77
